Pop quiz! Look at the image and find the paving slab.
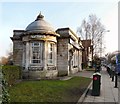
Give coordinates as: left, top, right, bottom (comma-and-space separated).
78, 66, 118, 103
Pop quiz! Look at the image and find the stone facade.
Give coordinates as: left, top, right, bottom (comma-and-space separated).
11, 30, 24, 66
56, 28, 83, 76
11, 13, 83, 79
57, 38, 69, 76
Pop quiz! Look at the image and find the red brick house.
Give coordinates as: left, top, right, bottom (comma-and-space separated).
81, 39, 93, 68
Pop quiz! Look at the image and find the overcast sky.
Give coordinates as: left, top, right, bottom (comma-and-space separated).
0, 0, 118, 57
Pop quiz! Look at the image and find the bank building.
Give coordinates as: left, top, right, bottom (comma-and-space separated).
10, 13, 83, 79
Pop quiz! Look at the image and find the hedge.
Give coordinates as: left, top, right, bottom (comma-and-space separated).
2, 65, 21, 86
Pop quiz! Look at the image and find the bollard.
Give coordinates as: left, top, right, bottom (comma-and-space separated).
92, 72, 101, 96
112, 74, 114, 82
107, 67, 112, 78
111, 71, 115, 82
109, 69, 113, 78
114, 73, 118, 88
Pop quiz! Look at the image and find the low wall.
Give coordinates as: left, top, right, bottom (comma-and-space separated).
22, 70, 58, 79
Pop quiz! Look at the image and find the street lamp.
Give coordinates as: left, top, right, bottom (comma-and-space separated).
100, 30, 110, 57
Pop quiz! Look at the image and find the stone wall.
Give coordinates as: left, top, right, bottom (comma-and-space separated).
13, 40, 23, 66
57, 38, 69, 76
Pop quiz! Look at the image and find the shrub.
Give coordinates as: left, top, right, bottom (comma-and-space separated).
2, 75, 10, 103
2, 65, 21, 86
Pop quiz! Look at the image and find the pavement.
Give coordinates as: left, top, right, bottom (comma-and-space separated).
77, 66, 118, 104
56, 69, 94, 81
70, 70, 94, 78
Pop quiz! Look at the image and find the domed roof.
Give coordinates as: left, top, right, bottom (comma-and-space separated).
26, 13, 55, 33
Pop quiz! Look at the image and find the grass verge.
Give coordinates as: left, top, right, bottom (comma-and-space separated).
8, 76, 91, 103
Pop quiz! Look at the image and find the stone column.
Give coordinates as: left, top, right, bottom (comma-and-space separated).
43, 41, 47, 70
22, 43, 25, 67
57, 38, 69, 76
25, 42, 29, 71
54, 44, 57, 67
78, 50, 80, 71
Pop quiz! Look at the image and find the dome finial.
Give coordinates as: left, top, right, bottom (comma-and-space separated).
35, 12, 44, 21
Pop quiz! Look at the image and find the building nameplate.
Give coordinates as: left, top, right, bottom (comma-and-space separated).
31, 35, 46, 39
30, 35, 57, 42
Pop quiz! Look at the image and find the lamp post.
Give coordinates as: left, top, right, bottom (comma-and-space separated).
100, 30, 110, 57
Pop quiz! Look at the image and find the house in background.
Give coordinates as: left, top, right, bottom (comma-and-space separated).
81, 39, 93, 68
10, 13, 83, 79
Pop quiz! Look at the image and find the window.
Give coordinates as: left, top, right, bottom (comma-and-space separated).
48, 43, 54, 64
31, 42, 42, 64
73, 50, 78, 68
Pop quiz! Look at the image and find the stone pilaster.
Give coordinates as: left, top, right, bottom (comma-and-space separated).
22, 43, 26, 67
43, 41, 47, 70
25, 42, 29, 70
57, 38, 69, 76
13, 40, 23, 66
54, 44, 57, 67
78, 51, 80, 71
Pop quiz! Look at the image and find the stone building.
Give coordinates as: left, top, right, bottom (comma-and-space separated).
10, 13, 83, 79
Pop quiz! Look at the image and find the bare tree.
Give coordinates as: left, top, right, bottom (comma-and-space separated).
77, 14, 105, 57
0, 57, 8, 65
0, 43, 13, 65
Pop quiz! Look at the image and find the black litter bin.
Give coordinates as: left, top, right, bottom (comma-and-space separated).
92, 72, 101, 96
